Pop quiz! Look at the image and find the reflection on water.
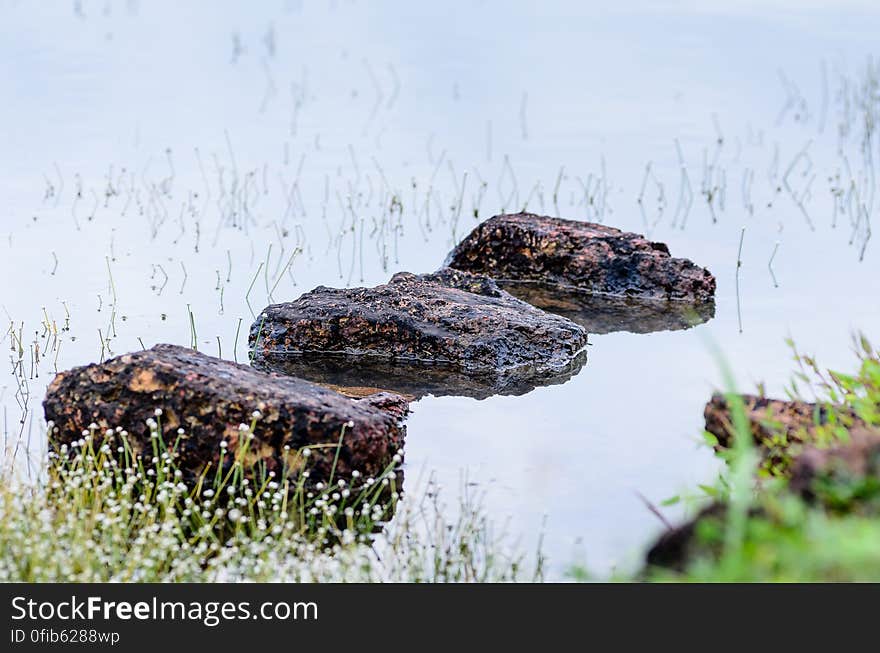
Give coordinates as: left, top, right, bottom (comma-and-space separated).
498, 281, 715, 335
252, 348, 589, 400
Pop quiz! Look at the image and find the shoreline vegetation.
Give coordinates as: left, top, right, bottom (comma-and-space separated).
1, 334, 877, 582
643, 333, 880, 581
0, 413, 537, 582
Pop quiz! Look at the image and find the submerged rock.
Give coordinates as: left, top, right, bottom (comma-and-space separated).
43, 344, 406, 484
495, 280, 714, 334
249, 269, 589, 399
445, 212, 716, 303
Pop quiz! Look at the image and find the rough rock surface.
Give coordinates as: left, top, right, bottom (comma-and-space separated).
703, 392, 863, 451
43, 344, 407, 483
496, 281, 714, 334
249, 269, 589, 398
444, 212, 716, 302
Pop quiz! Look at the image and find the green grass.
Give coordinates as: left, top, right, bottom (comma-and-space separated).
748, 334, 880, 478
650, 493, 880, 582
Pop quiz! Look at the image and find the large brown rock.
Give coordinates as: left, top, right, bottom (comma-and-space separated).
43, 344, 406, 483
444, 212, 716, 303
249, 269, 589, 399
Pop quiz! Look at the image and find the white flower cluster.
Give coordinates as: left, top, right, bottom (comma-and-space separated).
0, 422, 531, 583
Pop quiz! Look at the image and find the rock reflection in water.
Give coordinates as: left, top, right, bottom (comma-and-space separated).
251, 348, 589, 401
497, 282, 715, 335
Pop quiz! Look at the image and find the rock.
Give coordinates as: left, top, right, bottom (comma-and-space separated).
705, 393, 823, 450
644, 503, 728, 573
495, 281, 714, 334
444, 212, 716, 303
644, 502, 780, 574
789, 428, 880, 509
249, 269, 589, 399
43, 344, 407, 484
703, 393, 863, 451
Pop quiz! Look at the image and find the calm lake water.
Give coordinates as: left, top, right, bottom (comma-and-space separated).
1, 0, 878, 577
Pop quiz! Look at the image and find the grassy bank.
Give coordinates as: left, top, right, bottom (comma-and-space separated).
0, 417, 536, 582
